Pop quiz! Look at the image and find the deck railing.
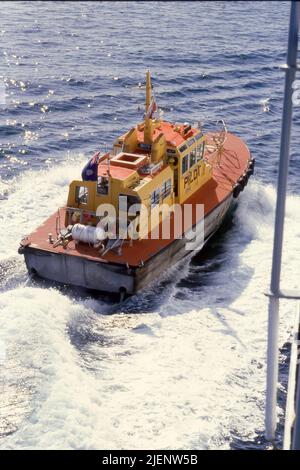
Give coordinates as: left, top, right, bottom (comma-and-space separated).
265, 0, 300, 449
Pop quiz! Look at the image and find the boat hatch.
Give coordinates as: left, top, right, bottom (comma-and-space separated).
111, 152, 148, 169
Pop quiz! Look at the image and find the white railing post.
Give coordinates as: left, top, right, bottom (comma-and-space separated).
265, 0, 300, 442
265, 297, 280, 440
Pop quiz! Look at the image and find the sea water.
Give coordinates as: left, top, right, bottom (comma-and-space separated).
0, 0, 299, 450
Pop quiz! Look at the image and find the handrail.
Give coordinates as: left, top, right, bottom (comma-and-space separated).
66, 206, 96, 216
291, 302, 300, 448
265, 0, 300, 443
283, 302, 300, 449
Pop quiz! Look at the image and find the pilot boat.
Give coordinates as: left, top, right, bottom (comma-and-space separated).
19, 71, 254, 297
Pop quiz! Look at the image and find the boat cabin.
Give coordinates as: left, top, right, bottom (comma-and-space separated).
66, 72, 212, 239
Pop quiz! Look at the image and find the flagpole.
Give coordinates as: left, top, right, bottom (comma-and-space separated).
144, 70, 153, 144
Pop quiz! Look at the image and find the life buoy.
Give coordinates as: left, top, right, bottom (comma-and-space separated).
168, 156, 178, 166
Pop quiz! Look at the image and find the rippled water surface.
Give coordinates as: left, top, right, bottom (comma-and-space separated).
0, 1, 299, 450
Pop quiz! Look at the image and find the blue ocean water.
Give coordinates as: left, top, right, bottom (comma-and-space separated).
0, 1, 299, 450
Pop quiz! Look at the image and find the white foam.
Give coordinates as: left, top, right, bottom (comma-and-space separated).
0, 155, 86, 261
0, 172, 299, 449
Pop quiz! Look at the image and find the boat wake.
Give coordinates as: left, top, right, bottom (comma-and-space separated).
0, 160, 299, 449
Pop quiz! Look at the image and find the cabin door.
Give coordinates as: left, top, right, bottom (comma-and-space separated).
118, 194, 140, 235
174, 169, 178, 197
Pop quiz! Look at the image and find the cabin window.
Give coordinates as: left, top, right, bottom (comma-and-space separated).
97, 176, 109, 195
182, 154, 189, 174
75, 186, 88, 204
188, 137, 196, 147
179, 144, 188, 153
195, 132, 203, 141
161, 179, 172, 199
119, 194, 141, 216
139, 142, 152, 151
151, 188, 160, 208
196, 142, 204, 162
190, 149, 196, 167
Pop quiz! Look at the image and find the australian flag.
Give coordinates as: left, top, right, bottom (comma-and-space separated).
81, 151, 100, 181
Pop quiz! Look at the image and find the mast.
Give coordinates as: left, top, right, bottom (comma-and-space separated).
144, 70, 153, 144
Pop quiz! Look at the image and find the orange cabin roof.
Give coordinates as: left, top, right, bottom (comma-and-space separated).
98, 161, 136, 180
118, 120, 199, 148
98, 121, 199, 182
136, 120, 199, 147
